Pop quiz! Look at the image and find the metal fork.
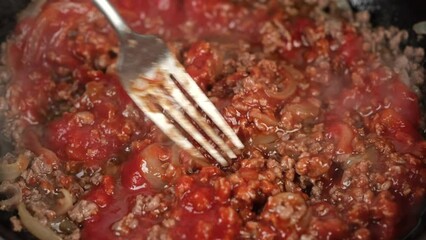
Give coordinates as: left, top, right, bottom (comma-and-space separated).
92, 0, 244, 166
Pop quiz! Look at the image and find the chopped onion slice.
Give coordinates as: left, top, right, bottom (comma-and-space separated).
140, 144, 167, 189
252, 133, 279, 151
285, 100, 320, 121
54, 189, 74, 215
265, 77, 297, 100
282, 65, 304, 80
0, 152, 30, 181
252, 133, 279, 145
336, 0, 352, 10
17, 203, 62, 240
249, 109, 278, 127
413, 21, 426, 35
0, 182, 22, 211
341, 147, 378, 170
18, 0, 48, 20
171, 145, 182, 166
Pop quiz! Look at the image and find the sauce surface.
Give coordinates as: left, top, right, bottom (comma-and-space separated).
4, 0, 426, 239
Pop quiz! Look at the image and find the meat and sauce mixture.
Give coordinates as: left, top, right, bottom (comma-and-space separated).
0, 0, 425, 239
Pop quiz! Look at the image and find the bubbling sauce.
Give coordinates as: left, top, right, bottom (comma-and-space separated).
2, 0, 426, 239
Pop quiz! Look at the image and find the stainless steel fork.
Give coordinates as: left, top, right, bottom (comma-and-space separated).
92, 0, 244, 166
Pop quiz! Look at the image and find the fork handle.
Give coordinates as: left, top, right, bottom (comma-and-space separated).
92, 0, 131, 38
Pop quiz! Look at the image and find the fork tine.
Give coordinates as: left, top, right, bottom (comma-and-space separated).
163, 54, 245, 150
128, 90, 204, 159
162, 76, 238, 159
152, 85, 230, 166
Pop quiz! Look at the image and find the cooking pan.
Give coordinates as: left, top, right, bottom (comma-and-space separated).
0, 0, 425, 239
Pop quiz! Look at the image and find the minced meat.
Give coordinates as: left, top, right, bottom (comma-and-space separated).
0, 0, 425, 240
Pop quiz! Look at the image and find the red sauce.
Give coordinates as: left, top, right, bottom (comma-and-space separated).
169, 168, 241, 239
44, 79, 139, 165
5, 0, 426, 239
82, 186, 156, 240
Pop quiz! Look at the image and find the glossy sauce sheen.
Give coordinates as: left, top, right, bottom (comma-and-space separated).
5, 0, 426, 239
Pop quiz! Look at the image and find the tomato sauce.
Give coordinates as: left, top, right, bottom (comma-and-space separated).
4, 0, 426, 239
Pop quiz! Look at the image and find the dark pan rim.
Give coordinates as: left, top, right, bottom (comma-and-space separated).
0, 0, 425, 239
